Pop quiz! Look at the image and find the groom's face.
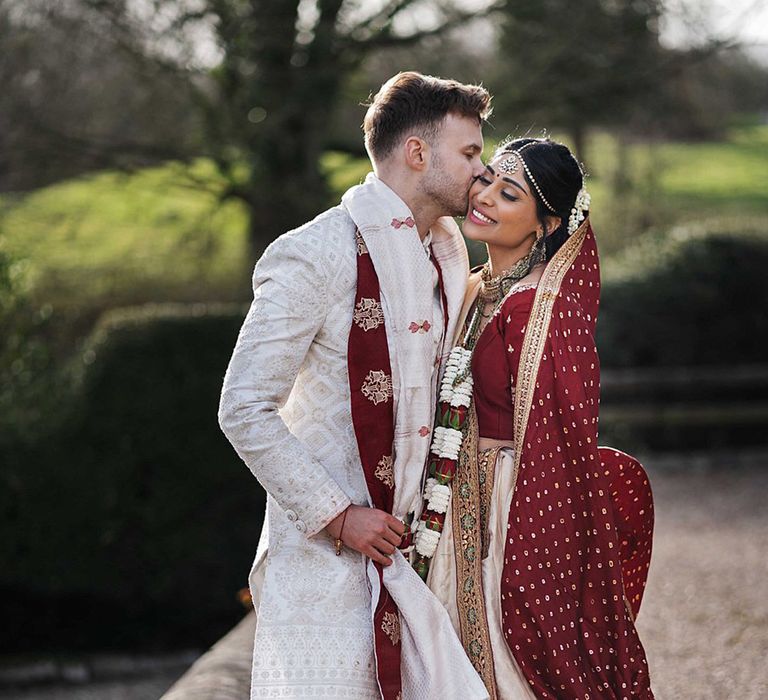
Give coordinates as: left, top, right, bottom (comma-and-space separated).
421, 114, 485, 217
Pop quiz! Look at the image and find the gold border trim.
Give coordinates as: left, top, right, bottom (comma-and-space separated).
478, 447, 498, 559
453, 407, 499, 700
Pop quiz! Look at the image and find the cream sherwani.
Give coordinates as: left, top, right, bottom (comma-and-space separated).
218, 175, 489, 699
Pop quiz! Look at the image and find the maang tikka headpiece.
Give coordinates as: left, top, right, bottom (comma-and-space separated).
497, 142, 556, 214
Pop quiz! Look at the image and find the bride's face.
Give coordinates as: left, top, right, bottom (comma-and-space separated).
463, 153, 542, 249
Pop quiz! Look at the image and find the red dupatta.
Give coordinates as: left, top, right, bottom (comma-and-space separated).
502, 220, 654, 698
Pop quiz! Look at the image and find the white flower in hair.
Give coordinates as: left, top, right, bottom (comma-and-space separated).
567, 187, 591, 235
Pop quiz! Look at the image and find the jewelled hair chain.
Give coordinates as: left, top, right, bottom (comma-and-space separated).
497, 142, 556, 213
498, 143, 591, 236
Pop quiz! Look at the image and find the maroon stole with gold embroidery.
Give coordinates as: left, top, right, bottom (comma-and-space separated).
348, 230, 448, 699
348, 231, 401, 700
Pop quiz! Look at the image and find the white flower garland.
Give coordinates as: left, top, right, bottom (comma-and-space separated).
423, 477, 451, 513
415, 522, 441, 557
413, 345, 473, 559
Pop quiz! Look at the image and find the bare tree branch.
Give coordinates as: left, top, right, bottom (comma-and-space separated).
344, 1, 505, 56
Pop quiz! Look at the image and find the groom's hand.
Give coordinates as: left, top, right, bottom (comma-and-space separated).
326, 505, 405, 567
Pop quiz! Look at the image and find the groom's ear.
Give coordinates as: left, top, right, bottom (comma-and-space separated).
403, 135, 429, 172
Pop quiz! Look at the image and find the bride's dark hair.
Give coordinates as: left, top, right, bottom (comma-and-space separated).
495, 137, 585, 260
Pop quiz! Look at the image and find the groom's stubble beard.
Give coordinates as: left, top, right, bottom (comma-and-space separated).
421, 149, 470, 218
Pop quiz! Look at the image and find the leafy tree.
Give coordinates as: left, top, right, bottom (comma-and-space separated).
5, 0, 502, 260
173, 0, 502, 258
492, 0, 664, 159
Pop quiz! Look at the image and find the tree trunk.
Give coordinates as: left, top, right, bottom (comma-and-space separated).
244, 70, 342, 262
570, 122, 587, 167
245, 167, 329, 263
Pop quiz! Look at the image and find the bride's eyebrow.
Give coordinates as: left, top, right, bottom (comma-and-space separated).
486, 165, 528, 195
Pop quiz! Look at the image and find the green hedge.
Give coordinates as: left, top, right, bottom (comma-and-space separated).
596, 227, 768, 450
0, 304, 265, 653
597, 228, 768, 367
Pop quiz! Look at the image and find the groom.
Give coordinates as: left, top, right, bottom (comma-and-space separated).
219, 72, 491, 699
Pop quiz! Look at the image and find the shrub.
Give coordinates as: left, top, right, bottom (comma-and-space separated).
0, 250, 59, 437
597, 226, 768, 451
0, 303, 265, 653
598, 227, 768, 367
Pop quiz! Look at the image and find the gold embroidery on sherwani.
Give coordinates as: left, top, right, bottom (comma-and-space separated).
375, 455, 395, 487
512, 219, 588, 470
361, 370, 393, 405
381, 611, 401, 645
353, 297, 384, 331
355, 230, 369, 256
453, 406, 499, 700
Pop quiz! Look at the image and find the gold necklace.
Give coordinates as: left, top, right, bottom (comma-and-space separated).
463, 248, 537, 350
479, 248, 536, 302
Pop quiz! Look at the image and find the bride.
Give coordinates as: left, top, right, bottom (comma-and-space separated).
413, 137, 655, 699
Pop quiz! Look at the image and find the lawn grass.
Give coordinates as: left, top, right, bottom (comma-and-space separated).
584, 125, 768, 252
0, 160, 250, 316
1, 125, 766, 322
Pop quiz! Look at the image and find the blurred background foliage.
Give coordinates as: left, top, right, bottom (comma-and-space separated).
1, 0, 767, 655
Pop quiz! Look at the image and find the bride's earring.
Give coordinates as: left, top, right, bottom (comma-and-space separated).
531, 229, 546, 265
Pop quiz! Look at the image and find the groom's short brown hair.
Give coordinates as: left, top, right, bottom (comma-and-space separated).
363, 71, 492, 162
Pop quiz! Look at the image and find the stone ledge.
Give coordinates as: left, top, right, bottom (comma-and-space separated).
160, 613, 255, 700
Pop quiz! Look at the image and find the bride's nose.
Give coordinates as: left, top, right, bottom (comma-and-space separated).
475, 182, 495, 206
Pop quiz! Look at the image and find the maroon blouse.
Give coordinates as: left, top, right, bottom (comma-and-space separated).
472, 286, 536, 440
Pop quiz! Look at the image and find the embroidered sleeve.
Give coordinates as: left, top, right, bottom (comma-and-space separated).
218, 232, 351, 537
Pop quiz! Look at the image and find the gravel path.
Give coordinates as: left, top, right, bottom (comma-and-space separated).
0, 671, 180, 700
3, 463, 766, 699
637, 464, 768, 700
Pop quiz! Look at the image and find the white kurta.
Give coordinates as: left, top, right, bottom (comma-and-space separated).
220, 206, 377, 697
219, 193, 488, 699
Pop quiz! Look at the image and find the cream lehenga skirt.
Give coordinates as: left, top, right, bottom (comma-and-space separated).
428, 446, 538, 700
